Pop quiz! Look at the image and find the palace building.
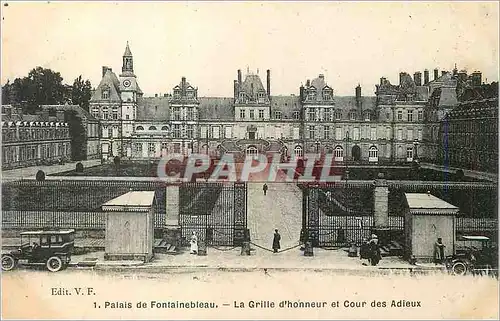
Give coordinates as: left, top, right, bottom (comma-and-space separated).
82, 43, 496, 171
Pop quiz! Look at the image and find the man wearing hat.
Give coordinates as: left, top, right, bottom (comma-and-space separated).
369, 234, 381, 266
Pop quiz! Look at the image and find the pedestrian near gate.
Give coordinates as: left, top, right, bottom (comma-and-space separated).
263, 183, 268, 196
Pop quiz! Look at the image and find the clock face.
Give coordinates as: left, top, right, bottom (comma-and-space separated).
123, 79, 131, 88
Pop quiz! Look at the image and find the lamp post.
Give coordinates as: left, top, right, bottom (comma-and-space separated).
345, 131, 349, 181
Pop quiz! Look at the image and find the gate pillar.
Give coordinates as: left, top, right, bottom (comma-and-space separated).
164, 183, 181, 247
373, 173, 390, 246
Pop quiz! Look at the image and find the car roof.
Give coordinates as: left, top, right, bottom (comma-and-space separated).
460, 236, 490, 241
20, 229, 75, 236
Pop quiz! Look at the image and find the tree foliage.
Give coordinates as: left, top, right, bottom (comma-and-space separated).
2, 67, 92, 114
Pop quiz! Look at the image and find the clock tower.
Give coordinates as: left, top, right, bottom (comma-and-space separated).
119, 42, 141, 103
119, 42, 142, 141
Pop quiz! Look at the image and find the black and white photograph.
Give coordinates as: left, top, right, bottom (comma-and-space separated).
1, 1, 498, 319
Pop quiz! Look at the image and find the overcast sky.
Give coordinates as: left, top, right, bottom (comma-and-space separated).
1, 2, 499, 97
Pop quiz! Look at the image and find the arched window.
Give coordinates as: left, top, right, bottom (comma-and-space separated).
294, 145, 303, 158
149, 126, 157, 130
368, 146, 378, 162
246, 146, 258, 156
136, 126, 144, 131
161, 126, 169, 131
334, 146, 344, 162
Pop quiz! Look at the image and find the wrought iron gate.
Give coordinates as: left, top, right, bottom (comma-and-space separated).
301, 184, 375, 247
179, 182, 247, 246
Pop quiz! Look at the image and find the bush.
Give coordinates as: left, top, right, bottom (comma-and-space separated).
76, 162, 84, 173
35, 170, 45, 181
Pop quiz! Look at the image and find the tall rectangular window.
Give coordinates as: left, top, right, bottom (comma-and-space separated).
323, 126, 330, 139
417, 129, 422, 141
397, 110, 403, 121
308, 109, 315, 121
258, 109, 264, 120
275, 111, 282, 119
370, 128, 377, 140
418, 110, 423, 121
293, 111, 300, 120
407, 129, 413, 141
249, 110, 255, 120
407, 110, 413, 122
173, 124, 180, 138
335, 127, 342, 140
309, 125, 315, 139
397, 128, 403, 140
186, 125, 194, 138
324, 108, 331, 121
353, 127, 360, 140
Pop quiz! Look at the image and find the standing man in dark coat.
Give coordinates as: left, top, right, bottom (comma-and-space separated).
272, 229, 281, 253
263, 183, 268, 196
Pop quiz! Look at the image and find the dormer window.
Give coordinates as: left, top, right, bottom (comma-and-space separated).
101, 87, 110, 100
307, 89, 317, 101
364, 111, 371, 121
186, 90, 194, 99
322, 89, 332, 100
257, 92, 266, 103
239, 92, 246, 102
275, 111, 282, 120
173, 89, 181, 99
349, 111, 357, 121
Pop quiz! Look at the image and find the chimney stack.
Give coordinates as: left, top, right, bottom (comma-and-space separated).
102, 66, 108, 77
355, 84, 362, 109
234, 80, 238, 99
300, 85, 305, 102
237, 69, 242, 84
266, 69, 271, 97
424, 69, 429, 85
414, 72, 422, 86
181, 77, 186, 96
399, 72, 405, 85
441, 71, 447, 77
355, 84, 361, 100
434, 68, 439, 80
306, 79, 310, 87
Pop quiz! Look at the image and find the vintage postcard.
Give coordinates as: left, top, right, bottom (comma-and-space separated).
1, 1, 498, 320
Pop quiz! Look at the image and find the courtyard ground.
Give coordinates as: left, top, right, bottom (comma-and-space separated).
1, 159, 101, 182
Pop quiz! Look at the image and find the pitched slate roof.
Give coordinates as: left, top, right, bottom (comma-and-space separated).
123, 42, 132, 56
41, 104, 97, 121
240, 74, 267, 97
136, 96, 170, 120
438, 87, 458, 107
334, 96, 377, 110
198, 97, 234, 120
90, 69, 121, 102
270, 95, 301, 119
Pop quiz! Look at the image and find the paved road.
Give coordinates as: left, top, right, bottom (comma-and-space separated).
247, 182, 302, 251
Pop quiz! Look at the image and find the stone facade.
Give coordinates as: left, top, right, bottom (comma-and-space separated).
87, 43, 496, 171
1, 105, 71, 169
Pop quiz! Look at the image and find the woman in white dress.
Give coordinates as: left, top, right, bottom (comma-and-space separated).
190, 232, 198, 254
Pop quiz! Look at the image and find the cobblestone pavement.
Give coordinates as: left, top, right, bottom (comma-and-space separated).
247, 182, 303, 251
1, 159, 101, 182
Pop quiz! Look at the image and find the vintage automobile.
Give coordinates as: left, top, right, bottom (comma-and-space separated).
446, 235, 497, 276
1, 229, 75, 272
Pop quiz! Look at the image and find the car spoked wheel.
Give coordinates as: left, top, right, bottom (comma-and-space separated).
46, 256, 63, 272
1, 255, 16, 271
452, 262, 468, 276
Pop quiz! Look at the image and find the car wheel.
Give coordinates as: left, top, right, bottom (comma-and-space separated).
46, 256, 63, 272
1, 255, 17, 271
452, 261, 468, 276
